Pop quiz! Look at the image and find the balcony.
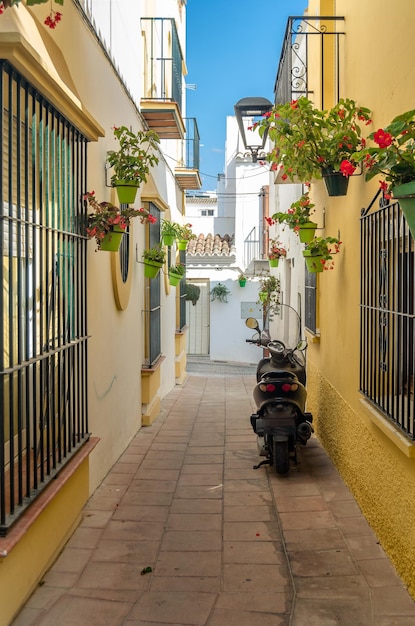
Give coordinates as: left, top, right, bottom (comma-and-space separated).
274, 16, 345, 109
175, 118, 202, 190
140, 18, 186, 139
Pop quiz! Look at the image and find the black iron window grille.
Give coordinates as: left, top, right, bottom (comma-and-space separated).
143, 203, 161, 367
183, 118, 200, 171
0, 61, 89, 535
178, 249, 186, 331
360, 194, 415, 439
304, 270, 317, 334
275, 16, 345, 108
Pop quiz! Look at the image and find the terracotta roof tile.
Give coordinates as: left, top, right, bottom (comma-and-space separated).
187, 233, 235, 256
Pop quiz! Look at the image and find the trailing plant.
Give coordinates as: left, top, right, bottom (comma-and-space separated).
266, 192, 316, 232
178, 223, 197, 242
257, 274, 281, 321
352, 108, 415, 197
268, 239, 287, 260
84, 191, 156, 250
254, 97, 372, 183
185, 282, 201, 306
160, 219, 182, 239
210, 282, 231, 303
303, 236, 342, 270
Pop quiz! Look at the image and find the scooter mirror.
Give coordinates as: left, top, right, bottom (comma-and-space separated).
245, 317, 260, 331
297, 339, 308, 351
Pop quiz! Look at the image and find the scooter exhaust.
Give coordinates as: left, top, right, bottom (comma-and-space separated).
297, 421, 313, 443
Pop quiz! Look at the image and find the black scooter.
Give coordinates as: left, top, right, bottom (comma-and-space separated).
245, 304, 313, 475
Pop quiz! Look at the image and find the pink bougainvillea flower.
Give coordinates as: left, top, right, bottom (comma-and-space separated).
373, 129, 393, 148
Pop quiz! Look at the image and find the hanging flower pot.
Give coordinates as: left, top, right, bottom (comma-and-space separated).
113, 181, 140, 205
238, 279, 247, 287
321, 168, 349, 197
392, 181, 415, 239
162, 234, 175, 246
302, 250, 324, 273
169, 272, 183, 286
269, 258, 279, 268
298, 221, 317, 243
177, 240, 188, 251
143, 260, 163, 279
99, 225, 125, 252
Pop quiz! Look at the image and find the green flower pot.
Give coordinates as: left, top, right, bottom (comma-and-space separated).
169, 272, 183, 286
303, 250, 324, 273
298, 221, 317, 243
99, 225, 125, 252
322, 168, 349, 197
238, 279, 247, 287
114, 181, 140, 205
392, 181, 415, 239
269, 258, 279, 268
144, 260, 163, 279
162, 234, 175, 246
177, 240, 188, 251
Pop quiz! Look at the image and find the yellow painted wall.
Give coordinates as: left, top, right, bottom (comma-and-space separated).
304, 0, 415, 597
0, 457, 90, 626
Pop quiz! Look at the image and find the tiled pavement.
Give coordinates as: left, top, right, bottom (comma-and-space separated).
12, 368, 415, 626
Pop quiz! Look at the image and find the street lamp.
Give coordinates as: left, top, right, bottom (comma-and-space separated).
234, 97, 273, 162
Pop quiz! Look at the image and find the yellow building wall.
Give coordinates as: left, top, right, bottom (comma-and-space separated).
304, 0, 415, 597
0, 454, 91, 626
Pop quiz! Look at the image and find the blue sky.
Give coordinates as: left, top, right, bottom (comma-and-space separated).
186, 0, 308, 191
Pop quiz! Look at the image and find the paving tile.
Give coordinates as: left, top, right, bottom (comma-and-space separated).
224, 504, 277, 522
207, 608, 288, 626
223, 491, 273, 506
50, 548, 92, 574
91, 539, 159, 564
279, 510, 337, 531
289, 549, 358, 577
291, 597, 372, 626
224, 520, 282, 542
275, 495, 328, 513
170, 498, 222, 514
371, 586, 415, 615
128, 479, 177, 492
102, 520, 165, 542
223, 563, 290, 592
175, 485, 223, 499
76, 561, 150, 591
112, 504, 169, 523
66, 527, 103, 550
166, 513, 222, 531
133, 469, 180, 481
223, 540, 284, 564
224, 479, 269, 493
154, 551, 221, 577
80, 509, 114, 528
129, 591, 216, 624
215, 591, 290, 614
181, 463, 223, 474
177, 473, 223, 486
283, 528, 347, 552
121, 491, 173, 506
329, 499, 364, 517
294, 574, 370, 600
344, 534, 388, 560
357, 557, 405, 587
28, 594, 132, 626
150, 576, 221, 593
161, 530, 222, 552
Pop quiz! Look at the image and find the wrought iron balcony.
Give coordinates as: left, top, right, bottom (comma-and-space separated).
140, 18, 185, 139
175, 118, 202, 190
274, 16, 345, 109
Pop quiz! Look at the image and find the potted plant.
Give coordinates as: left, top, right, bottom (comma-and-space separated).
84, 191, 156, 251
266, 192, 317, 243
302, 236, 342, 273
238, 272, 247, 287
185, 282, 201, 306
255, 98, 372, 195
268, 239, 287, 268
169, 263, 186, 286
107, 125, 160, 204
160, 219, 182, 246
142, 244, 166, 279
352, 108, 415, 238
210, 283, 231, 303
257, 274, 281, 322
177, 223, 197, 250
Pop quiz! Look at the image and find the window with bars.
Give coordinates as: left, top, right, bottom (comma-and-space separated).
143, 203, 161, 367
360, 195, 415, 439
0, 61, 89, 535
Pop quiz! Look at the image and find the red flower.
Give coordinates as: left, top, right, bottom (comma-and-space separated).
290, 100, 298, 109
340, 159, 356, 177
373, 129, 393, 148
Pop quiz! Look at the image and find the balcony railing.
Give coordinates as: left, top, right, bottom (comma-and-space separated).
274, 16, 345, 108
175, 118, 201, 190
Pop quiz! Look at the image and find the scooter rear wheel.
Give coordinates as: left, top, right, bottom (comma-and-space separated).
273, 438, 289, 475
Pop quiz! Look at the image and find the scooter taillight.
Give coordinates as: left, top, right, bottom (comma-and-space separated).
259, 382, 299, 393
